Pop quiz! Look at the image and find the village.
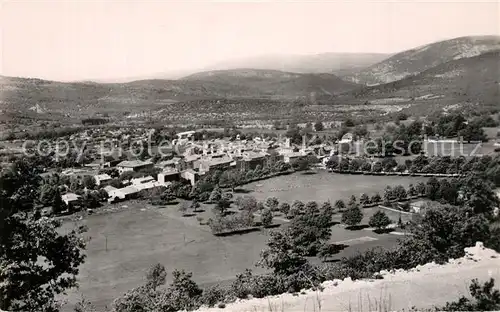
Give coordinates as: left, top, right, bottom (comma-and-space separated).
47, 128, 344, 209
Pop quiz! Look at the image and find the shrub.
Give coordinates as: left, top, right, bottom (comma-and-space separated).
440, 278, 500, 311
200, 284, 232, 308
208, 212, 254, 234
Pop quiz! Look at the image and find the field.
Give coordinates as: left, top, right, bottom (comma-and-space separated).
243, 170, 428, 203
61, 171, 427, 311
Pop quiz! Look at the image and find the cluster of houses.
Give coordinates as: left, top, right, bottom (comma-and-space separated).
56, 130, 344, 206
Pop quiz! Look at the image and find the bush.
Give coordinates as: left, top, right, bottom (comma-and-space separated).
200, 284, 232, 308
208, 212, 255, 234
440, 278, 500, 311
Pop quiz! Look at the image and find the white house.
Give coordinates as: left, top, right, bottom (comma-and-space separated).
116, 160, 154, 174
176, 130, 195, 140
94, 173, 112, 186
102, 185, 117, 196
108, 186, 139, 201
61, 193, 81, 206
180, 169, 198, 186
281, 151, 303, 163
158, 169, 180, 184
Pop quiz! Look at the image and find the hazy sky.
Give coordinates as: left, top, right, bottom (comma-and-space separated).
1, 0, 499, 81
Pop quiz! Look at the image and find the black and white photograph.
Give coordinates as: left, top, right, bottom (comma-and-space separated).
1, 1, 500, 311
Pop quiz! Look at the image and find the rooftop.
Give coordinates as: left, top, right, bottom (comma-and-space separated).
117, 160, 152, 168
95, 173, 112, 180
116, 186, 140, 196
61, 193, 80, 202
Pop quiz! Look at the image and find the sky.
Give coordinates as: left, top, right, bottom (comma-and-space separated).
1, 0, 499, 81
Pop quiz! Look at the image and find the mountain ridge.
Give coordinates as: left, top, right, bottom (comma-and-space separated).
345, 35, 500, 85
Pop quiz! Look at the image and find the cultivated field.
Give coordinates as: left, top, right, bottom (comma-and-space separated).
61, 172, 426, 311
244, 170, 428, 203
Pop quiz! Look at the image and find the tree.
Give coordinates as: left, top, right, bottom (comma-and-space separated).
371, 193, 382, 204
458, 124, 487, 143
408, 184, 417, 197
286, 211, 333, 257
305, 201, 320, 215
240, 196, 257, 212
256, 202, 265, 212
314, 121, 324, 132
209, 186, 222, 203
287, 206, 300, 219
348, 195, 357, 206
438, 179, 458, 204
52, 187, 67, 215
261, 209, 273, 227
190, 200, 201, 212
341, 203, 363, 228
372, 161, 383, 172
213, 199, 230, 216
426, 177, 441, 200
161, 188, 176, 204
39, 183, 56, 207
410, 204, 490, 261
145, 263, 167, 290
320, 201, 334, 224
334, 199, 346, 212
179, 201, 190, 216
292, 200, 305, 213
383, 186, 393, 205
344, 118, 355, 127
0, 159, 86, 311
393, 185, 407, 201
279, 202, 290, 215
258, 231, 308, 275
458, 174, 499, 215
81, 191, 100, 209
222, 192, 233, 202
368, 210, 391, 231
168, 270, 203, 311
416, 182, 426, 195
82, 175, 96, 190
360, 193, 370, 206
225, 170, 242, 192
265, 197, 279, 212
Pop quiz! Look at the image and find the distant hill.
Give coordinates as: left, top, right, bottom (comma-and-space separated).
183, 68, 360, 97
0, 69, 360, 116
348, 50, 500, 113
346, 36, 500, 85
204, 53, 390, 76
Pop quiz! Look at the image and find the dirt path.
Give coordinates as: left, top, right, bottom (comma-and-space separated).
194, 243, 500, 312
